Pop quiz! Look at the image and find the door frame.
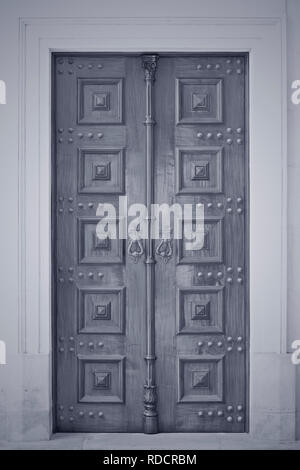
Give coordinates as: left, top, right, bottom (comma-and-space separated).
18, 15, 295, 440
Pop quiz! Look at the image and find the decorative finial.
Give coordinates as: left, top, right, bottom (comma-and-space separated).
142, 55, 159, 80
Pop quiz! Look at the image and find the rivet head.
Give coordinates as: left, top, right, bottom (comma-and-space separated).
69, 347, 74, 352
97, 64, 103, 69
226, 127, 232, 133
69, 405, 74, 411
78, 133, 83, 138
237, 416, 243, 422
97, 133, 103, 139
226, 59, 232, 64
237, 197, 243, 204
237, 277, 243, 284
237, 336, 243, 342
206, 132, 213, 139
226, 416, 233, 422
198, 411, 204, 416
59, 405, 64, 410
226, 138, 233, 144
236, 69, 242, 74
217, 271, 223, 278
68, 138, 73, 143
68, 278, 74, 283
78, 203, 84, 208
206, 64, 212, 70
88, 132, 93, 138
207, 202, 213, 208
237, 127, 243, 134
197, 64, 202, 70
217, 410, 223, 416
197, 132, 203, 139
217, 341, 223, 347
216, 132, 223, 139
227, 346, 233, 352
237, 138, 243, 144
98, 342, 104, 347
198, 341, 203, 348
78, 272, 84, 278
69, 336, 74, 341
208, 411, 213, 417
89, 411, 94, 417
88, 272, 94, 278
79, 411, 84, 417
78, 64, 83, 69
227, 276, 233, 282
215, 64, 221, 70
226, 69, 232, 74
59, 416, 64, 420
237, 405, 243, 411
79, 342, 84, 347
58, 138, 63, 143
88, 202, 94, 208
68, 128, 74, 133
88, 342, 94, 348
217, 202, 223, 208
207, 341, 213, 347
68, 208, 74, 213
58, 128, 64, 133
68, 197, 73, 202
227, 266, 233, 273
197, 272, 203, 278
207, 272, 213, 278
88, 64, 93, 69
98, 272, 104, 278
98, 411, 104, 417
227, 405, 234, 412
59, 278, 64, 283
237, 346, 243, 352
59, 347, 64, 353
226, 208, 232, 213
227, 336, 233, 342
237, 208, 243, 214
226, 197, 232, 203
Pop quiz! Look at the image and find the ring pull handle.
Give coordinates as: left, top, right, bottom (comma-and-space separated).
156, 239, 173, 263
128, 238, 144, 263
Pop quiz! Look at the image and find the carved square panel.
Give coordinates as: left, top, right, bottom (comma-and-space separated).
77, 78, 123, 124
78, 148, 125, 194
176, 78, 223, 124
77, 217, 124, 264
178, 355, 224, 403
177, 286, 224, 334
177, 216, 223, 264
78, 355, 125, 403
176, 147, 223, 194
77, 286, 125, 334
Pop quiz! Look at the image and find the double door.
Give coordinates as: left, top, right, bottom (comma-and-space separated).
54, 53, 248, 433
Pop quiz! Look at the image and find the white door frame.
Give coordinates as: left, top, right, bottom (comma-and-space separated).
18, 16, 295, 440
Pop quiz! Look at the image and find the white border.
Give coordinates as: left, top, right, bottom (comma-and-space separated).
18, 16, 291, 438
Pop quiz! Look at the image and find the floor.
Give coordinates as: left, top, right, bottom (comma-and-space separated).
0, 433, 300, 450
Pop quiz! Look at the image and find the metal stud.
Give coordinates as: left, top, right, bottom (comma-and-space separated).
98, 411, 104, 417
79, 411, 84, 417
217, 271, 223, 278
227, 127, 232, 133
216, 132, 223, 139
78, 64, 83, 69
217, 341, 223, 347
237, 277, 243, 284
88, 272, 94, 278
79, 342, 84, 347
217, 410, 224, 416
237, 416, 243, 422
227, 405, 234, 412
59, 278, 64, 283
206, 132, 213, 139
226, 197, 232, 203
226, 416, 233, 422
226, 59, 232, 64
68, 138, 73, 143
97, 64, 103, 69
98, 272, 104, 278
227, 267, 233, 273
237, 405, 243, 411
226, 138, 233, 144
59, 347, 64, 353
227, 336, 233, 342
59, 416, 64, 420
68, 128, 74, 133
207, 411, 213, 417
207, 272, 213, 278
237, 336, 243, 342
97, 133, 103, 139
58, 128, 64, 133
237, 127, 243, 134
197, 132, 203, 139
78, 133, 83, 138
98, 342, 104, 348
68, 278, 74, 283
215, 64, 221, 70
68, 208, 74, 213
226, 208, 232, 213
227, 346, 233, 352
237, 208, 243, 214
59, 405, 64, 410
69, 405, 74, 411
217, 202, 223, 208
88, 342, 94, 348
89, 411, 94, 417
198, 411, 204, 416
226, 69, 232, 74
58, 70, 63, 75
88, 132, 93, 138
197, 272, 203, 278
198, 341, 203, 348
69, 336, 74, 341
237, 138, 243, 144
237, 197, 243, 204
206, 64, 212, 70
236, 69, 242, 74
58, 138, 63, 143
69, 347, 74, 352
207, 202, 213, 208
236, 59, 242, 65
78, 203, 84, 209
88, 202, 94, 208
207, 341, 213, 347
88, 64, 93, 69
237, 346, 243, 352
59, 336, 64, 342
78, 272, 84, 278
197, 64, 202, 70
68, 197, 73, 202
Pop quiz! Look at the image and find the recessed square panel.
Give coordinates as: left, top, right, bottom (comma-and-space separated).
78, 355, 125, 403
78, 148, 125, 194
176, 78, 223, 124
177, 286, 224, 334
77, 217, 124, 264
176, 147, 223, 194
178, 355, 224, 403
77, 78, 123, 124
177, 216, 223, 264
77, 286, 125, 334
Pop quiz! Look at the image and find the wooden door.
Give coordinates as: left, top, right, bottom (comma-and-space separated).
154, 56, 248, 432
53, 53, 248, 433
